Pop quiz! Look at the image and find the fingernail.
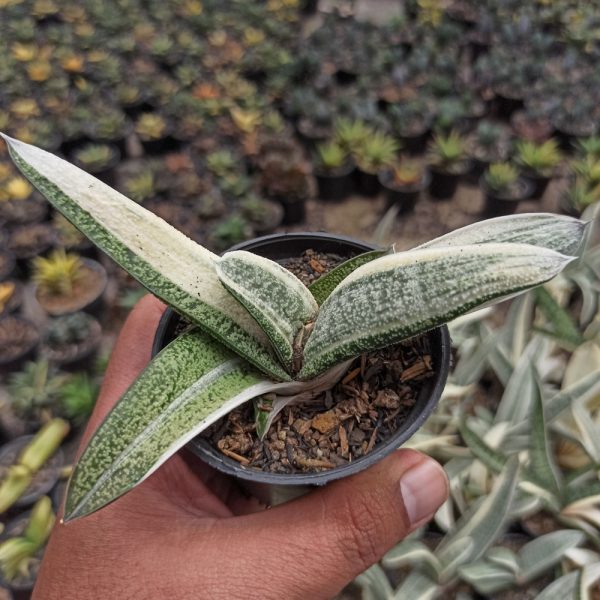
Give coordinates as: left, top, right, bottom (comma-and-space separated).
399, 458, 448, 526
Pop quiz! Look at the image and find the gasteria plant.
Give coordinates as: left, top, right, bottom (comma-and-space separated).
0, 134, 587, 522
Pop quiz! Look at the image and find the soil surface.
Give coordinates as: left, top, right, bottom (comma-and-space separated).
201, 250, 435, 474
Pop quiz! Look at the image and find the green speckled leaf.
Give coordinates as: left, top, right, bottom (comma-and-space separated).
418, 213, 587, 256
308, 249, 389, 305
2, 135, 288, 381
300, 244, 574, 379
217, 250, 318, 371
65, 330, 274, 521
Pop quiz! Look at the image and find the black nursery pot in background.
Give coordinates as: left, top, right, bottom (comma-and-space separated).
314, 163, 355, 201
429, 168, 464, 200
152, 232, 451, 505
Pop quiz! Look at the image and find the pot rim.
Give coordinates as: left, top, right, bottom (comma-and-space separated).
152, 232, 451, 486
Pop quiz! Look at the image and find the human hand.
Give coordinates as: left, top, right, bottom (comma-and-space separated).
33, 295, 448, 600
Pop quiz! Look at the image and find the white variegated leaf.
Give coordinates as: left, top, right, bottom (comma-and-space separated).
436, 456, 520, 567
438, 537, 474, 582
355, 564, 394, 600
2, 134, 288, 381
535, 571, 580, 600
383, 540, 442, 579
517, 530, 585, 582
217, 250, 318, 370
418, 213, 587, 256
301, 244, 575, 379
458, 560, 516, 595
392, 571, 438, 600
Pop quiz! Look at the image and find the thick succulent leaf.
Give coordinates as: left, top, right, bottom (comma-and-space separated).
459, 420, 507, 474
418, 213, 586, 256
501, 292, 535, 364
382, 540, 442, 579
301, 244, 574, 379
486, 547, 520, 574
571, 397, 600, 464
564, 481, 600, 506
217, 250, 318, 370
494, 337, 544, 425
458, 560, 516, 595
534, 287, 584, 349
518, 530, 585, 582
392, 572, 438, 600
355, 564, 394, 600
527, 379, 562, 498
308, 249, 389, 305
436, 456, 520, 568
437, 537, 474, 583
2, 135, 288, 381
510, 370, 600, 436
65, 330, 279, 521
536, 571, 581, 600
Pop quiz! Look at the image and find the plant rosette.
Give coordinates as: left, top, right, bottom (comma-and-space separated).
40, 312, 102, 371
72, 143, 121, 187
480, 173, 533, 217
0, 134, 586, 523
312, 142, 355, 202
510, 110, 553, 144
34, 257, 107, 318
0, 317, 39, 374
379, 166, 431, 214
152, 232, 451, 503
0, 437, 63, 512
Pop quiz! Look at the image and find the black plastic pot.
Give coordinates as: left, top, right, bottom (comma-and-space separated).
356, 169, 381, 197
521, 171, 551, 200
398, 128, 430, 155
379, 170, 430, 214
429, 167, 465, 200
275, 197, 306, 226
480, 177, 533, 217
314, 163, 355, 201
493, 91, 525, 120
152, 232, 451, 505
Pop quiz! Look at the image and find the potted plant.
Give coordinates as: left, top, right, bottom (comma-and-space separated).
559, 183, 600, 217
510, 107, 553, 143
1, 135, 585, 520
0, 317, 39, 375
58, 373, 99, 429
313, 140, 354, 201
353, 130, 400, 197
426, 130, 470, 199
0, 496, 54, 599
239, 195, 284, 236
259, 155, 312, 225
333, 117, 372, 158
480, 162, 533, 217
378, 159, 430, 213
40, 312, 102, 372
72, 143, 120, 186
0, 175, 48, 225
515, 138, 562, 200
0, 420, 68, 514
134, 112, 172, 155
467, 120, 512, 181
32, 249, 107, 317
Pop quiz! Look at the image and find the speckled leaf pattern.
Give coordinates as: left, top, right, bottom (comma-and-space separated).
2, 135, 288, 382
65, 330, 272, 521
417, 213, 587, 257
300, 244, 574, 379
217, 250, 318, 370
308, 249, 389, 305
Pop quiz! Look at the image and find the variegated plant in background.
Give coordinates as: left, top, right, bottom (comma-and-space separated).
1, 134, 588, 523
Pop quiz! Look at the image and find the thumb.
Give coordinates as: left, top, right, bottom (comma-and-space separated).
222, 449, 448, 600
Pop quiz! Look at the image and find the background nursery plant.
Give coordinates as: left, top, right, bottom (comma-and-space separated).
1, 134, 586, 525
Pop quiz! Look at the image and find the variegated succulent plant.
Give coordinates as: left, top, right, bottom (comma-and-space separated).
1, 134, 588, 523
